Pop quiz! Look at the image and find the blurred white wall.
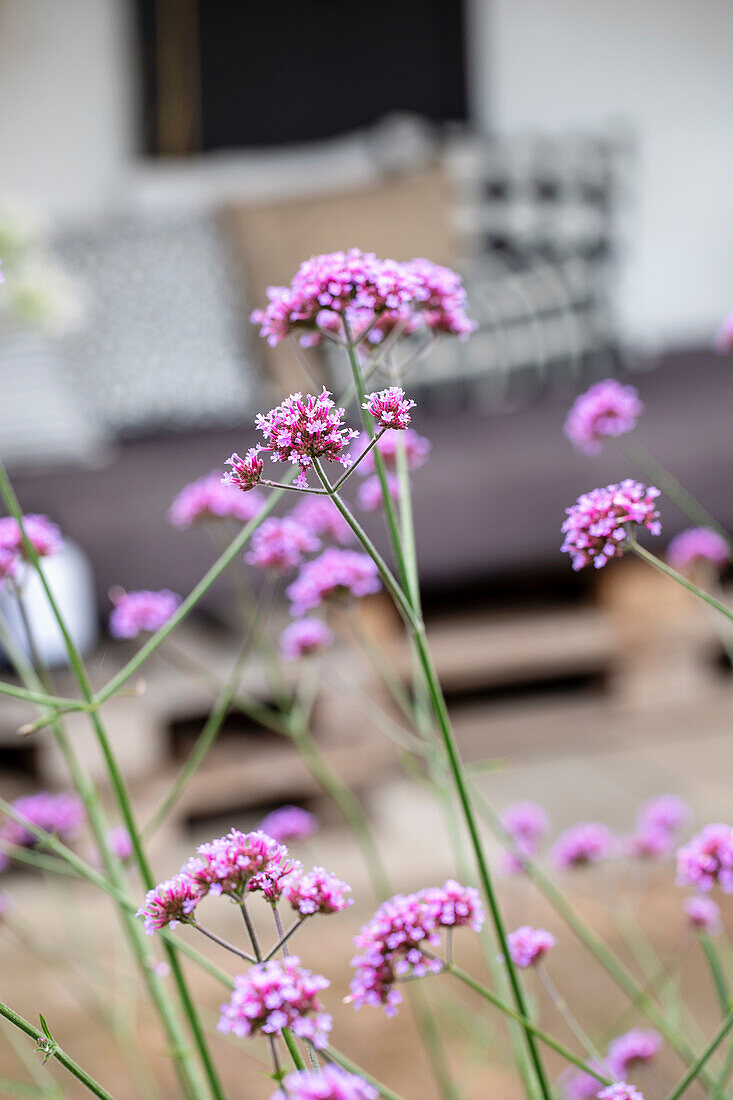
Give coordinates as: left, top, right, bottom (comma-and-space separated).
0, 0, 136, 218
469, 0, 733, 348
1, 0, 731, 347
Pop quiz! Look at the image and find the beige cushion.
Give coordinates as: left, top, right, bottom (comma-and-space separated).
222, 166, 454, 392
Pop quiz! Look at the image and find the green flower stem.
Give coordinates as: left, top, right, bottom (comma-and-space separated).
470, 785, 724, 1092
444, 963, 611, 1086
664, 1006, 733, 1100
93, 482, 287, 706
628, 540, 733, 625
712, 1040, 733, 1100
0, 1001, 116, 1100
282, 1030, 306, 1073
700, 933, 732, 1017
313, 463, 552, 1100
0, 678, 79, 708
0, 465, 222, 1100
536, 967, 609, 1072
615, 436, 732, 545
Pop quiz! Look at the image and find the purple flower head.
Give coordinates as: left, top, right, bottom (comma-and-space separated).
245, 517, 320, 573
259, 805, 319, 844
108, 589, 181, 639
349, 881, 483, 1015
137, 872, 204, 934
285, 865, 353, 916
0, 547, 19, 586
279, 618, 333, 661
676, 824, 733, 893
255, 389, 358, 487
404, 258, 476, 339
597, 1087, 644, 1100
222, 449, 264, 493
501, 801, 551, 844
287, 548, 380, 616
218, 957, 332, 1048
107, 827, 133, 861
607, 1030, 661, 1077
502, 836, 539, 876
552, 823, 613, 869
637, 795, 691, 835
0, 791, 84, 851
564, 379, 644, 455
561, 480, 661, 571
715, 311, 733, 354
562, 1063, 608, 1100
169, 472, 265, 528
271, 1066, 378, 1100
187, 828, 293, 898
626, 827, 674, 861
683, 895, 721, 934
290, 496, 355, 545
250, 248, 430, 347
666, 528, 729, 573
353, 428, 431, 476
0, 514, 63, 559
362, 387, 415, 431
506, 926, 555, 969
357, 474, 401, 513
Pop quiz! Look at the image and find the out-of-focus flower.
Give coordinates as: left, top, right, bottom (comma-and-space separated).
626, 827, 674, 860
562, 1063, 608, 1100
290, 495, 355, 545
353, 428, 431, 476
357, 474, 401, 512
349, 881, 484, 1015
285, 866, 352, 916
218, 957, 332, 1048
286, 549, 380, 616
715, 312, 733, 354
279, 618, 333, 660
108, 589, 181, 639
0, 791, 84, 853
404, 257, 476, 339
637, 795, 691, 835
551, 823, 613, 869
0, 514, 62, 559
222, 449, 264, 493
597, 1086, 644, 1100
501, 801, 551, 844
676, 824, 733, 893
107, 827, 133, 862
169, 472, 264, 527
259, 805, 319, 844
564, 379, 644, 455
0, 547, 19, 587
666, 528, 729, 573
607, 1030, 661, 1077
683, 895, 721, 934
255, 389, 357, 488
271, 1066, 378, 1100
506, 926, 555, 968
245, 517, 319, 573
362, 387, 415, 431
561, 481, 661, 571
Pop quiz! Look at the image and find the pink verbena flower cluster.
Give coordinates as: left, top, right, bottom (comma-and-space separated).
349, 881, 484, 1015
0, 514, 62, 585
291, 495, 355, 545
500, 800, 551, 874
245, 517, 320, 572
676, 824, 733, 893
598, 1086, 644, 1100
136, 873, 202, 934
564, 379, 644, 455
250, 249, 474, 347
259, 806, 318, 844
286, 549, 380, 616
279, 618, 333, 660
506, 925, 555, 968
606, 1030, 661, 1077
254, 389, 358, 487
354, 428, 431, 476
362, 387, 415, 431
108, 589, 181, 639
271, 1065, 377, 1100
627, 795, 691, 861
666, 527, 729, 572
285, 865, 352, 916
169, 472, 264, 527
563, 1062, 608, 1100
0, 791, 84, 871
223, 449, 264, 493
552, 822, 613, 869
561, 481, 661, 571
218, 956, 331, 1047
683, 894, 721, 934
